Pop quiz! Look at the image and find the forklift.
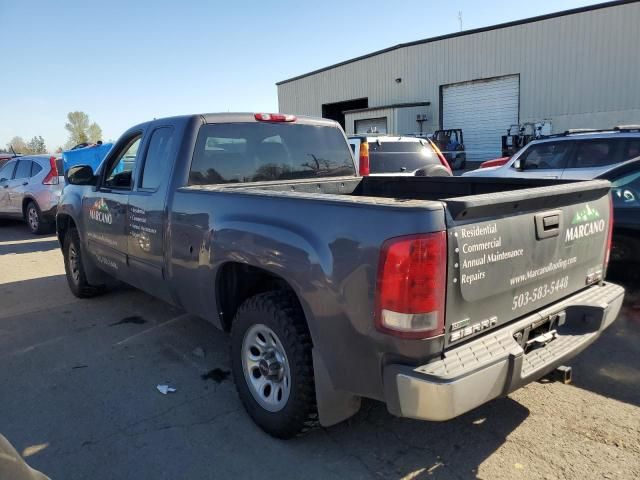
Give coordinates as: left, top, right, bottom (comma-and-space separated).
431, 129, 466, 170
501, 120, 552, 157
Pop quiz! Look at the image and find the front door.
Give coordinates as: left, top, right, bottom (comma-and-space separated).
83, 134, 142, 279
0, 160, 17, 215
9, 160, 33, 212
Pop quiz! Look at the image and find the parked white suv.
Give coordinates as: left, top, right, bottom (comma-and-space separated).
0, 155, 64, 234
463, 126, 640, 179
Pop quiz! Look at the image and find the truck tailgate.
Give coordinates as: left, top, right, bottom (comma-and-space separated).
443, 180, 612, 346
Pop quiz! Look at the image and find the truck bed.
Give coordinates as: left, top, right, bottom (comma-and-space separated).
186, 175, 612, 347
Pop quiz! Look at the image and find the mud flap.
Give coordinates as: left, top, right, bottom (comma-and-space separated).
312, 349, 361, 427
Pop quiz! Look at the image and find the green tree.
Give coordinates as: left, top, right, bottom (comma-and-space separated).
7, 136, 28, 154
27, 135, 47, 154
65, 111, 90, 146
87, 122, 103, 143
64, 111, 103, 149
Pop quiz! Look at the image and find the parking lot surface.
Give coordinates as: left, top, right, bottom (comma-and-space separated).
1, 220, 639, 480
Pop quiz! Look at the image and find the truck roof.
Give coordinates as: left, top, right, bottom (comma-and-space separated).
126, 113, 340, 132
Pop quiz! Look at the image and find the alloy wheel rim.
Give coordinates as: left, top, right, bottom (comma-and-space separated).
241, 323, 291, 412
28, 207, 38, 230
68, 244, 80, 284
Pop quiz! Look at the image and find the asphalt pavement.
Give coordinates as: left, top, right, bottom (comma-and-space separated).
0, 219, 638, 480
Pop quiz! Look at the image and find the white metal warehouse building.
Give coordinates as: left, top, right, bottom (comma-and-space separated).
277, 0, 640, 161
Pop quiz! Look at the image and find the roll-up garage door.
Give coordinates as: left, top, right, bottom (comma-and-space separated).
442, 75, 519, 162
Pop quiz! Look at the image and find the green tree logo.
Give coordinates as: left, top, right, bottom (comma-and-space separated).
571, 204, 600, 224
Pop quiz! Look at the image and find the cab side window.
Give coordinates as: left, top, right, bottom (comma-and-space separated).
140, 127, 174, 190
520, 142, 572, 170
104, 135, 142, 189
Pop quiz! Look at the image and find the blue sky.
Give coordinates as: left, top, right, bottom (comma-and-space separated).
0, 0, 599, 150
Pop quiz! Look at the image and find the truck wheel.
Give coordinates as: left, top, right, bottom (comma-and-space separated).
63, 228, 104, 298
26, 201, 51, 235
231, 291, 318, 438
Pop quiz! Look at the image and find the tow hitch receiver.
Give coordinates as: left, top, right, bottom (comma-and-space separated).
514, 312, 564, 354
554, 365, 573, 384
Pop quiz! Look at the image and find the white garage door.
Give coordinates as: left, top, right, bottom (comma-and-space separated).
355, 117, 388, 134
442, 75, 519, 162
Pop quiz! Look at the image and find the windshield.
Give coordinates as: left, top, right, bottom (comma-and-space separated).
189, 123, 355, 185
369, 141, 440, 174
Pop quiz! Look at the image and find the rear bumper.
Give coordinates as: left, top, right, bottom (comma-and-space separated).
383, 282, 624, 421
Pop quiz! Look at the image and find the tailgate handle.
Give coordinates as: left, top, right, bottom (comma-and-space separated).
535, 210, 562, 239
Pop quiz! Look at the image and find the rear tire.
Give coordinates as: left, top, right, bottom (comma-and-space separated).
63, 228, 104, 298
231, 291, 318, 439
26, 201, 51, 235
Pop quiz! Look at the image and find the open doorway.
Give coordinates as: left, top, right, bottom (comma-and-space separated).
322, 98, 368, 130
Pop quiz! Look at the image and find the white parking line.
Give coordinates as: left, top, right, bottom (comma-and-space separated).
0, 335, 67, 360
114, 313, 191, 346
0, 237, 57, 246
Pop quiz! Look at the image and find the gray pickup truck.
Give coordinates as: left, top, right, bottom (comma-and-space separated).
57, 113, 624, 438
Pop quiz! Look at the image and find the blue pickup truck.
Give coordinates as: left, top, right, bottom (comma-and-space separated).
56, 113, 623, 438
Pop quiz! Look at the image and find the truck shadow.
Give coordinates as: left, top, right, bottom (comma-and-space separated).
0, 219, 58, 254
569, 269, 640, 407
0, 238, 59, 255
315, 396, 530, 479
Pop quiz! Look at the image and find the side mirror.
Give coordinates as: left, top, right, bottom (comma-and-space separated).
66, 165, 97, 186
513, 159, 523, 171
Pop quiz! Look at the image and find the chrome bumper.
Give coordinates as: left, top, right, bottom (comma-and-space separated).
383, 282, 625, 421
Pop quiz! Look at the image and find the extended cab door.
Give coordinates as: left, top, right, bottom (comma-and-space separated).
126, 125, 176, 301
83, 133, 142, 278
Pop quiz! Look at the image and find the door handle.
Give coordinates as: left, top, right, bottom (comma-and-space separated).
2, 185, 7, 189
22, 182, 28, 186
535, 210, 562, 240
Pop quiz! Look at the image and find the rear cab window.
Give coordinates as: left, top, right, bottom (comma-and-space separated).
189, 123, 354, 185
368, 140, 439, 174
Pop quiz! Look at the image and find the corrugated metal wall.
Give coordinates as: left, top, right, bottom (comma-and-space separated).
278, 2, 640, 134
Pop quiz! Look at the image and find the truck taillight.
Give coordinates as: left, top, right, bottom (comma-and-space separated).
359, 142, 370, 176
254, 113, 296, 122
429, 140, 453, 175
605, 196, 614, 269
375, 232, 446, 339
42, 156, 59, 185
